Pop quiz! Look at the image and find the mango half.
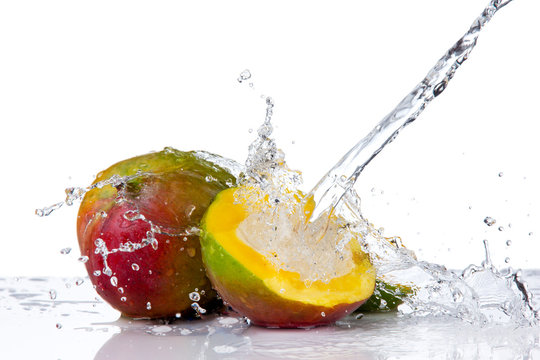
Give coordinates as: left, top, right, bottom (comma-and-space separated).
200, 187, 376, 328
77, 148, 236, 319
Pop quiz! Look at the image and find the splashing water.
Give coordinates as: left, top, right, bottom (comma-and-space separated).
236, 0, 538, 326
35, 174, 138, 217
35, 150, 241, 280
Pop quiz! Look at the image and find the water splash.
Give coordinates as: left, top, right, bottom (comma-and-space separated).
35, 174, 138, 217
238, 43, 540, 325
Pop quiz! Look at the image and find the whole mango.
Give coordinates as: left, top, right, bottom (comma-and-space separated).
77, 148, 236, 319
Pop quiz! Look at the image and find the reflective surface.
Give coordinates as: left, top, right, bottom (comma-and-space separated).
2, 272, 539, 359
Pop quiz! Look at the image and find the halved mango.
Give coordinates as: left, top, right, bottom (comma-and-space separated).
200, 187, 376, 328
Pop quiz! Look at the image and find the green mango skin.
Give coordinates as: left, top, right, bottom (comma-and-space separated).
77, 148, 236, 319
355, 280, 412, 313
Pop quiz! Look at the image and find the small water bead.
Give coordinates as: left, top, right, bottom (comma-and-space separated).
505, 257, 511, 263
484, 217, 496, 226
529, 232, 534, 236
118, 287, 124, 294
110, 276, 118, 287
321, 312, 326, 317
146, 302, 152, 310
498, 172, 504, 177
191, 302, 206, 314
506, 240, 512, 246
189, 292, 201, 302
93, 270, 101, 277
205, 175, 217, 182
56, 323, 62, 329
175, 313, 181, 319
78, 256, 89, 263
103, 267, 113, 276
237, 69, 251, 83
120, 297, 127, 302
131, 263, 140, 271
75, 278, 84, 286
60, 248, 71, 255
49, 289, 57, 300
498, 226, 504, 232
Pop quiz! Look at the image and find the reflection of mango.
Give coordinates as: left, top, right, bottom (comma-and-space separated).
200, 187, 376, 328
356, 280, 413, 312
77, 148, 236, 319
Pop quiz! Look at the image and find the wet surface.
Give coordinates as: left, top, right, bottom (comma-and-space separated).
1, 271, 539, 359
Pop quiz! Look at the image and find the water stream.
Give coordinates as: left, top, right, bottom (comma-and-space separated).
307, 0, 514, 221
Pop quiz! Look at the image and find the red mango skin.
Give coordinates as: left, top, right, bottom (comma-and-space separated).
77, 149, 235, 319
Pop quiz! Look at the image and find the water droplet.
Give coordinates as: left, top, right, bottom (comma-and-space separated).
321, 312, 326, 317
279, 288, 285, 293
205, 175, 217, 182
75, 278, 84, 286
506, 240, 512, 246
93, 270, 101, 277
498, 172, 504, 177
191, 302, 206, 314
78, 256, 89, 263
484, 217, 496, 226
355, 313, 364, 320
505, 257, 511, 263
118, 287, 124, 294
175, 313, 181, 318
189, 292, 201, 302
49, 289, 57, 300
60, 247, 71, 255
248, 128, 253, 133
498, 226, 504, 231
120, 297, 127, 302
237, 69, 251, 83
110, 276, 118, 287
146, 302, 152, 310
56, 323, 62, 329
529, 232, 534, 236
103, 267, 113, 276
131, 263, 140, 271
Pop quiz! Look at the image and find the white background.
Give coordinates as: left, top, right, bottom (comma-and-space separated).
0, 0, 538, 276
